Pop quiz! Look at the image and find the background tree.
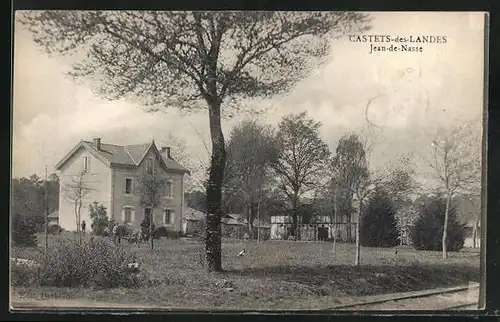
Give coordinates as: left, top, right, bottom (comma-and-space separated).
360, 188, 399, 248
271, 112, 330, 240
224, 119, 278, 237
378, 154, 419, 245
330, 133, 370, 265
63, 171, 93, 245
89, 201, 109, 236
159, 132, 207, 193
19, 11, 370, 271
411, 195, 466, 252
12, 173, 60, 232
423, 122, 481, 259
12, 213, 38, 247
139, 164, 166, 251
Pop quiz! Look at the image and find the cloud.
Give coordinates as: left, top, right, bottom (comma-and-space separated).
12, 12, 485, 183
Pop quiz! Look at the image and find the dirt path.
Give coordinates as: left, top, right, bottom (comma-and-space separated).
10, 284, 480, 311
334, 284, 480, 311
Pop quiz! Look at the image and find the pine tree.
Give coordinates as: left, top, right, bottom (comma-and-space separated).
411, 195, 466, 252
360, 189, 399, 247
12, 213, 38, 247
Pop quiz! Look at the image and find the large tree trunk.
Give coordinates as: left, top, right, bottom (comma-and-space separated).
205, 100, 226, 272
442, 193, 451, 259
355, 198, 362, 266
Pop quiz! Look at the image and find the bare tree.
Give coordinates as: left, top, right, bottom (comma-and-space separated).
224, 119, 278, 237
63, 171, 93, 245
272, 112, 331, 240
139, 167, 166, 251
423, 123, 482, 259
19, 11, 370, 271
330, 132, 376, 265
159, 132, 207, 194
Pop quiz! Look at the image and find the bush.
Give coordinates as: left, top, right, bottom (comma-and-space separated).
11, 214, 38, 247
47, 224, 63, 235
152, 226, 167, 239
89, 202, 109, 236
152, 226, 183, 239
13, 238, 144, 288
11, 262, 40, 287
411, 196, 466, 252
360, 189, 399, 248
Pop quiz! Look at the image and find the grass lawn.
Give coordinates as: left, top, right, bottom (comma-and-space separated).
10, 233, 480, 310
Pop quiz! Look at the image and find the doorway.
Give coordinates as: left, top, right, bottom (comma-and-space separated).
318, 226, 328, 241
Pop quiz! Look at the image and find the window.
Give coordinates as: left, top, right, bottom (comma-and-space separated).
164, 209, 174, 225
125, 178, 133, 194
124, 207, 133, 224
82, 156, 90, 173
146, 158, 154, 174
165, 180, 174, 198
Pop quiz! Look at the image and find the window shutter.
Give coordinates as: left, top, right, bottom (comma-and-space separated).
132, 209, 135, 224
88, 157, 91, 172
121, 209, 125, 222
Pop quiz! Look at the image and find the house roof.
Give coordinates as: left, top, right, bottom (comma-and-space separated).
55, 140, 190, 174
225, 213, 270, 228
183, 207, 206, 221
48, 211, 59, 219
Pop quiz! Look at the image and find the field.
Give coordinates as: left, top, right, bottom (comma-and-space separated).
10, 233, 480, 310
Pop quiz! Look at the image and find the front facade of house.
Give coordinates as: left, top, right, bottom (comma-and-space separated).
55, 138, 189, 232
270, 200, 359, 242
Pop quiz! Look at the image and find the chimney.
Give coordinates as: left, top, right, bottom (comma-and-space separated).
93, 138, 101, 151
161, 146, 171, 159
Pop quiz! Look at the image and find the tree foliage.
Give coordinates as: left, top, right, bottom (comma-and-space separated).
411, 195, 466, 252
360, 188, 399, 248
89, 201, 109, 236
224, 119, 278, 235
423, 122, 482, 259
12, 213, 38, 247
12, 173, 59, 231
271, 112, 330, 239
19, 10, 370, 271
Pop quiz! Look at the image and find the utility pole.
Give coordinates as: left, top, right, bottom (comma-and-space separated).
44, 165, 49, 250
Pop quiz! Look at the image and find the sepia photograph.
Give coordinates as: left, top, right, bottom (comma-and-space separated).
10, 11, 487, 312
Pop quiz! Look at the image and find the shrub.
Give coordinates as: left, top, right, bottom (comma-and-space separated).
11, 262, 40, 286
89, 202, 109, 236
47, 224, 63, 235
11, 214, 38, 247
411, 196, 466, 252
360, 189, 399, 248
14, 238, 144, 288
153, 226, 168, 239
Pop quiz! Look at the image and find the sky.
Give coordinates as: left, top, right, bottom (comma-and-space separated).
12, 11, 486, 190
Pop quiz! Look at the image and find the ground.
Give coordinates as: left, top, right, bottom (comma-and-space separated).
10, 233, 480, 310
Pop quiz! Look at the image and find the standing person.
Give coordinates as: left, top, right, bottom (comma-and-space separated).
112, 222, 120, 244
81, 220, 86, 234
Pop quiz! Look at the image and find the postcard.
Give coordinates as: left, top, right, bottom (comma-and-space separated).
10, 11, 487, 312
